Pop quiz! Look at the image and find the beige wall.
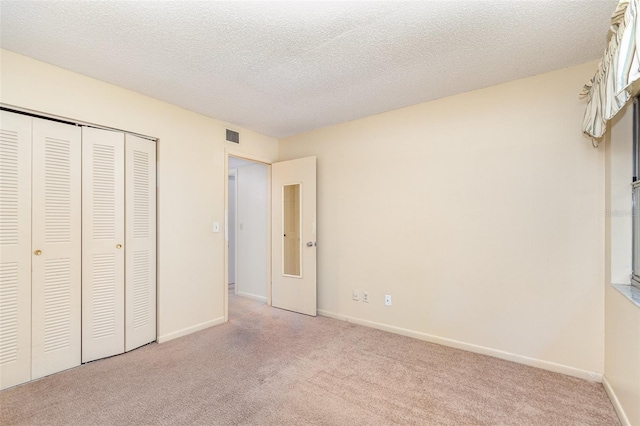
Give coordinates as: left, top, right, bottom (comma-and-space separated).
228, 173, 237, 285
604, 286, 640, 426
605, 105, 640, 426
0, 49, 278, 342
608, 106, 633, 285
279, 62, 605, 379
236, 163, 269, 301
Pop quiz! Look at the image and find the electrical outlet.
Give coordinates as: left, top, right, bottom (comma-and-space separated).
384, 294, 392, 306
352, 290, 360, 301
363, 292, 369, 303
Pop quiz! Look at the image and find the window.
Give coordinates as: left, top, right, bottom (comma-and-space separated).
632, 98, 640, 290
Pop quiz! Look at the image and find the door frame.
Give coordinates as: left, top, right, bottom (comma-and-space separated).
224, 149, 272, 322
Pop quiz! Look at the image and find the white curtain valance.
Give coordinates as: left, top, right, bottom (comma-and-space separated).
581, 0, 640, 139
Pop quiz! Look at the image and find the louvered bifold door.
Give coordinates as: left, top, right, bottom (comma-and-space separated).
0, 112, 32, 390
125, 134, 156, 351
82, 128, 125, 363
31, 118, 81, 380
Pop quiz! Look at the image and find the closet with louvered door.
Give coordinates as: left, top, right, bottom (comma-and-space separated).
0, 111, 33, 390
81, 128, 125, 363
82, 130, 156, 360
31, 118, 82, 379
124, 134, 156, 352
31, 117, 82, 380
0, 111, 84, 388
0, 110, 157, 390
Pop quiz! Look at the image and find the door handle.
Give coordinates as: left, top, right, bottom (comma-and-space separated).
34, 249, 42, 256
116, 244, 122, 249
306, 241, 314, 247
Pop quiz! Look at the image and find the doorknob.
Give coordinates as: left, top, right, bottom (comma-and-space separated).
306, 241, 314, 247
34, 249, 42, 256
116, 244, 122, 249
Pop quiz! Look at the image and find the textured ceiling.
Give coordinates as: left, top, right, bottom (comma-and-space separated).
0, 1, 616, 138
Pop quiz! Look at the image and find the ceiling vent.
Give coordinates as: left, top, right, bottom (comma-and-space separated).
226, 129, 239, 144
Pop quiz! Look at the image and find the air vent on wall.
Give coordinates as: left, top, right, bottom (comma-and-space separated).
226, 129, 239, 144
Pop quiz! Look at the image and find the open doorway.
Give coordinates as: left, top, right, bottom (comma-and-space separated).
227, 156, 269, 317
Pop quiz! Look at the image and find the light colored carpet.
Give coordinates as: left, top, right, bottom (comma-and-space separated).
1, 295, 620, 425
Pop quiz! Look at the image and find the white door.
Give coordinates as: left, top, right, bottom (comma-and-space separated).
0, 111, 32, 389
31, 117, 82, 380
81, 127, 125, 362
125, 134, 156, 352
271, 156, 316, 316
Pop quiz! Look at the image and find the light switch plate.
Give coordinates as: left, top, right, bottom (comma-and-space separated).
213, 222, 220, 233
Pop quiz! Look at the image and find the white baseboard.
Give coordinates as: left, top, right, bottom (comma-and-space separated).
603, 375, 632, 426
236, 291, 267, 303
157, 317, 226, 343
317, 309, 602, 382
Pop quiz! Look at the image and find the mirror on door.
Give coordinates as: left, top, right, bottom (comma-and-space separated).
283, 183, 302, 277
